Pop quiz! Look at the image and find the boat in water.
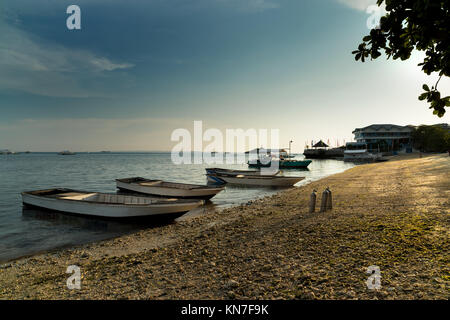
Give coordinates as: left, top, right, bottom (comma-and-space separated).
207, 173, 304, 187
248, 159, 312, 169
22, 188, 203, 219
343, 142, 382, 162
205, 168, 280, 176
116, 177, 225, 200
59, 150, 76, 155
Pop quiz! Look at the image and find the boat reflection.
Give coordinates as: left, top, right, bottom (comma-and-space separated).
21, 206, 177, 233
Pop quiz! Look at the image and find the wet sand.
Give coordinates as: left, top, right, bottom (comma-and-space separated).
0, 153, 448, 299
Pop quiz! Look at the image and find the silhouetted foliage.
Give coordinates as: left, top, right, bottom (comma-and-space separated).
353, 0, 450, 117
411, 125, 450, 152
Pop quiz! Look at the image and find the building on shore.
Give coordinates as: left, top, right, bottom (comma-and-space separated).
352, 124, 413, 153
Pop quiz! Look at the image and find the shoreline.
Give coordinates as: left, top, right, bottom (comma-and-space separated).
1, 153, 448, 299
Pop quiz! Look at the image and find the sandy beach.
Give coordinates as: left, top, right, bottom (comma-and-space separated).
0, 153, 448, 299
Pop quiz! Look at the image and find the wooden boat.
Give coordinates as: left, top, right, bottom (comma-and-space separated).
248, 159, 312, 169
206, 174, 304, 187
116, 177, 225, 200
21, 188, 202, 219
205, 168, 280, 176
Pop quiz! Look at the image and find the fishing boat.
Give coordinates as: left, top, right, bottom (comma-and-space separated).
248, 159, 312, 169
207, 174, 304, 187
116, 177, 225, 200
59, 150, 76, 155
205, 168, 280, 176
21, 188, 202, 219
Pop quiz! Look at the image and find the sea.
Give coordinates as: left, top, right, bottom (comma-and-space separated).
0, 152, 354, 263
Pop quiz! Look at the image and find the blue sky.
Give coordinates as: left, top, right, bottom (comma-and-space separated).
0, 0, 448, 151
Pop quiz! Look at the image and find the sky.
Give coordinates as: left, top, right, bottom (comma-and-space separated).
0, 0, 449, 152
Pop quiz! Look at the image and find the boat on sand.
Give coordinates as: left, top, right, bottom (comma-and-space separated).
206, 174, 304, 187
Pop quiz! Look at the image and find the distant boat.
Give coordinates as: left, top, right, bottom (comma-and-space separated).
206, 174, 304, 187
116, 177, 225, 200
206, 168, 280, 176
59, 150, 76, 155
22, 188, 202, 219
0, 149, 15, 155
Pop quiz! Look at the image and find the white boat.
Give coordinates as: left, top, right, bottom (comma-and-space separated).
116, 177, 225, 200
206, 174, 304, 187
205, 168, 280, 176
22, 188, 203, 219
344, 143, 382, 162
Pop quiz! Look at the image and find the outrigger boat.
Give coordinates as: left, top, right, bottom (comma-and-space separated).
22, 188, 203, 219
207, 173, 304, 187
116, 177, 225, 200
205, 168, 280, 176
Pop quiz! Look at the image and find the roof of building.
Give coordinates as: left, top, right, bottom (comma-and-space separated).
352, 124, 413, 134
312, 140, 329, 148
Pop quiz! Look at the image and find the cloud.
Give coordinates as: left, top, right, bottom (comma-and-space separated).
90, 57, 135, 72
0, 17, 134, 98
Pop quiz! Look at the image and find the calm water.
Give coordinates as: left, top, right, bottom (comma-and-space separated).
0, 152, 354, 262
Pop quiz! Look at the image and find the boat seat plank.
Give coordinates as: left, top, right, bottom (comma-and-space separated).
60, 193, 98, 200
139, 181, 163, 186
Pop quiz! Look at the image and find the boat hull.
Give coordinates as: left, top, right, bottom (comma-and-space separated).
22, 192, 201, 219
116, 180, 224, 200
248, 160, 312, 169
205, 168, 280, 176
206, 175, 304, 187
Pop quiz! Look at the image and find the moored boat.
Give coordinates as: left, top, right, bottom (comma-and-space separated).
116, 177, 225, 200
343, 142, 382, 162
248, 159, 312, 169
22, 188, 202, 219
206, 174, 304, 187
205, 168, 280, 176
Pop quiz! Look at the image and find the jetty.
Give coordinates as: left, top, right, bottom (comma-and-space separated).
303, 140, 345, 159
